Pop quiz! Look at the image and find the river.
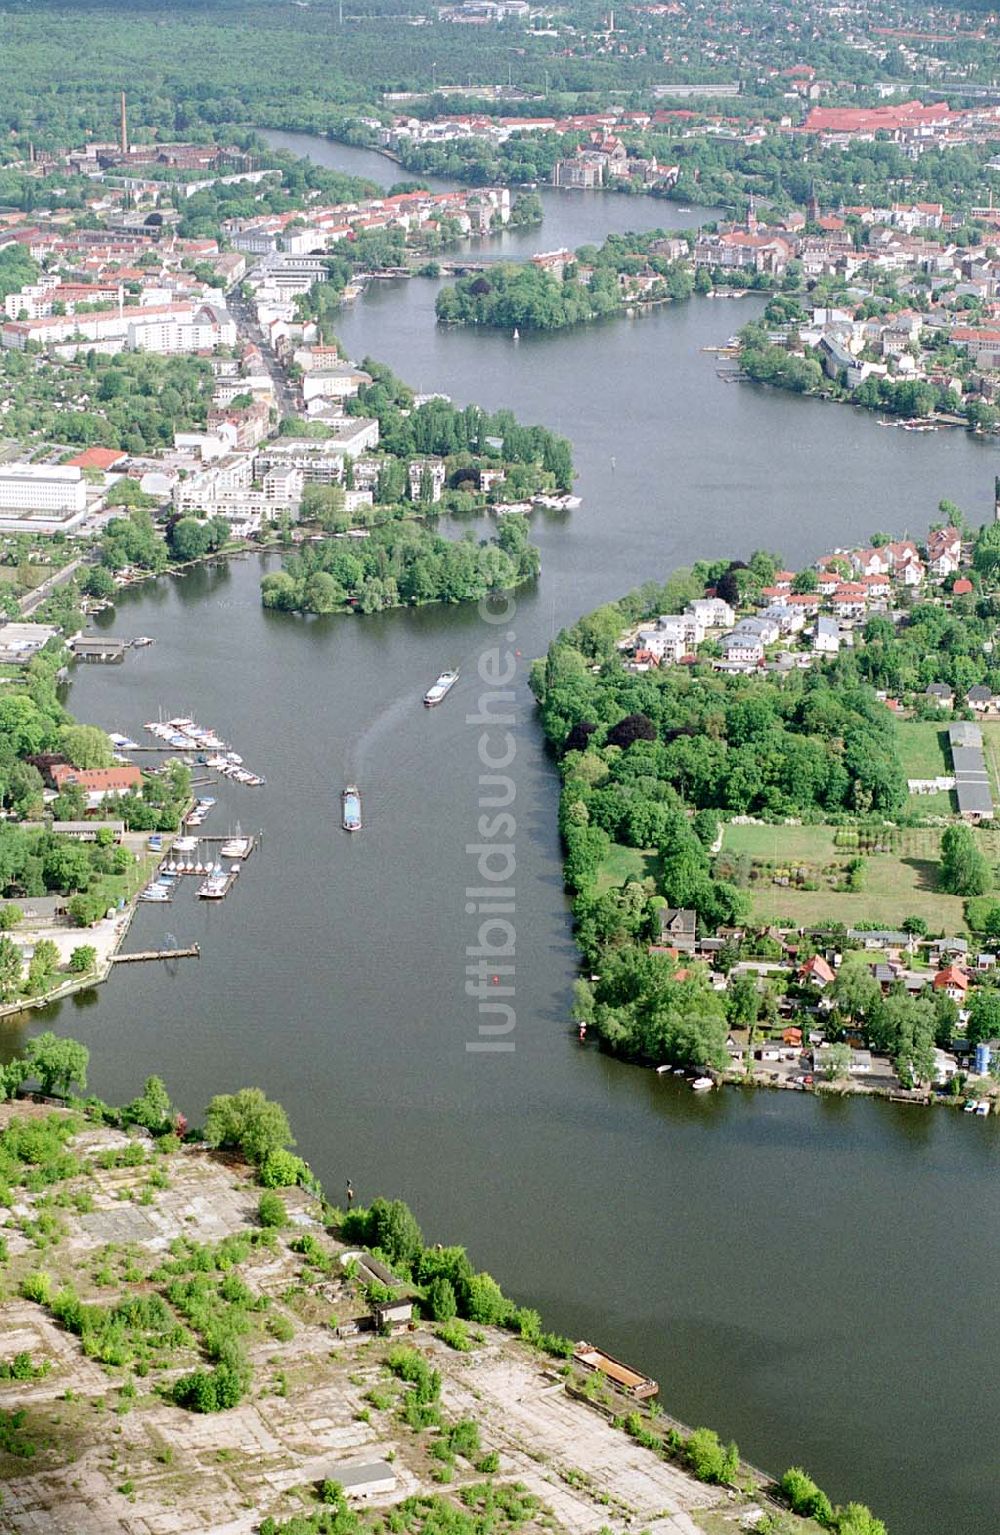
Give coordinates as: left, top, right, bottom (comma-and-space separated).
10, 132, 1000, 1535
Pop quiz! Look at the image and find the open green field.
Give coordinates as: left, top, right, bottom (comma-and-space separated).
596, 842, 660, 894
894, 719, 952, 779
721, 824, 1000, 931
746, 852, 968, 929
978, 722, 1000, 802
894, 720, 958, 812
722, 823, 838, 862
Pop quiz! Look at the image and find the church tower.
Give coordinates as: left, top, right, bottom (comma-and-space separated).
806, 181, 820, 224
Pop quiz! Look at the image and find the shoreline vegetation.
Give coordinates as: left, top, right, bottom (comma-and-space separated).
736, 302, 993, 433
531, 518, 1000, 1115
0, 1043, 889, 1535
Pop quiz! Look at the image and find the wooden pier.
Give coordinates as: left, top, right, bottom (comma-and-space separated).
112, 944, 201, 965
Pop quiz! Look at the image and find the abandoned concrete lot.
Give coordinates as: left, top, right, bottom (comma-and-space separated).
0, 1107, 771, 1535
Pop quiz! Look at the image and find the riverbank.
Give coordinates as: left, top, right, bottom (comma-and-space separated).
536, 531, 1000, 1113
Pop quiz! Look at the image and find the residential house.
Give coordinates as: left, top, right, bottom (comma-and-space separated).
967, 685, 995, 714
929, 548, 960, 580
925, 682, 954, 707
407, 458, 446, 504
686, 597, 735, 630
852, 547, 891, 577
832, 583, 868, 620
657, 907, 697, 952
49, 763, 143, 806
927, 526, 962, 564
719, 632, 764, 666
933, 965, 969, 1003
884, 539, 921, 574
658, 613, 704, 648
813, 616, 841, 654
799, 954, 835, 987
634, 628, 679, 663
761, 603, 805, 636
735, 615, 780, 646
861, 572, 891, 600
817, 333, 869, 388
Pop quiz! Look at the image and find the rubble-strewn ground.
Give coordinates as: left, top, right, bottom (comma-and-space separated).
0, 1106, 767, 1535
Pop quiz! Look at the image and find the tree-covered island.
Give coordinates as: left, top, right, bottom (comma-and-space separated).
532, 507, 1000, 1106
435, 231, 694, 333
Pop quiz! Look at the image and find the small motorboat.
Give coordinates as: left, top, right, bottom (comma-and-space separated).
342, 785, 362, 832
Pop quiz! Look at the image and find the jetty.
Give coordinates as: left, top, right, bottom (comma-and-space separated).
111, 944, 201, 965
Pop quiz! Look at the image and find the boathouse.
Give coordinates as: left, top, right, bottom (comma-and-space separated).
70, 636, 127, 664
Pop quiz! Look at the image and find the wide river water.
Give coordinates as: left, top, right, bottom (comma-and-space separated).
10, 132, 1000, 1534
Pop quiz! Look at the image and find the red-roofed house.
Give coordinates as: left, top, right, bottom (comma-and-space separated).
933, 965, 969, 1002
833, 584, 868, 619
953, 577, 974, 597
799, 954, 835, 987
853, 547, 890, 577
50, 764, 142, 804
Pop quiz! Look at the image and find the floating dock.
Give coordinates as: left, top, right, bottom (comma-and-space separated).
112, 945, 200, 964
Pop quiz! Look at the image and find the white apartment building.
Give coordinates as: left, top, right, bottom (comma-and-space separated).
2, 302, 237, 356
255, 442, 345, 485
172, 455, 253, 514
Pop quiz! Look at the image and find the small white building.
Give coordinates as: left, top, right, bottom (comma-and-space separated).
814, 616, 841, 654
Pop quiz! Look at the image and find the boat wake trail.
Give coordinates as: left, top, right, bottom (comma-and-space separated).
345, 690, 420, 781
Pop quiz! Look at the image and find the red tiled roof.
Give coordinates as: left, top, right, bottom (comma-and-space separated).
803, 101, 956, 135
933, 965, 968, 991
50, 764, 142, 793
66, 447, 126, 470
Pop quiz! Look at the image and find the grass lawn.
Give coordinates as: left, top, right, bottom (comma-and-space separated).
747, 860, 967, 928
977, 722, 1000, 803
894, 719, 952, 779
595, 842, 660, 894
722, 823, 838, 862
894, 720, 957, 812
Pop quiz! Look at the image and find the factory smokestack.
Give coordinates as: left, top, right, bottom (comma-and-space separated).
120, 91, 128, 156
